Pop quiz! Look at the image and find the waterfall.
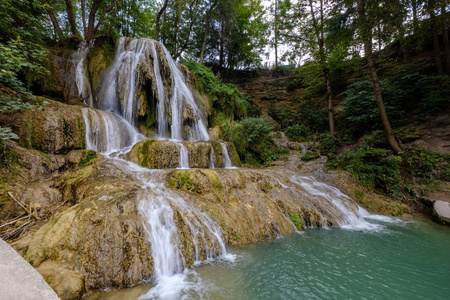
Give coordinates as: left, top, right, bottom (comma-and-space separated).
220, 142, 234, 169
176, 142, 190, 169
162, 47, 209, 141
151, 42, 169, 139
75, 41, 94, 107
72, 37, 382, 299
96, 37, 209, 141
289, 175, 379, 230
82, 107, 143, 153
209, 145, 216, 168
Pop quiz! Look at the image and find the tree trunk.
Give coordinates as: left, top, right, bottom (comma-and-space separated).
81, 0, 87, 37
309, 0, 335, 136
442, 4, 450, 72
429, 2, 444, 75
412, 0, 418, 34
46, 6, 64, 40
357, 0, 402, 153
324, 67, 335, 137
274, 0, 278, 67
200, 0, 218, 63
85, 0, 119, 41
398, 22, 411, 63
155, 0, 169, 40
219, 20, 224, 67
65, 0, 80, 37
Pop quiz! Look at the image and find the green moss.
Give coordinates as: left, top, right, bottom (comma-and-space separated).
290, 212, 303, 230
235, 234, 241, 240
210, 140, 223, 168
21, 118, 34, 149
138, 139, 156, 168
202, 170, 223, 196
301, 151, 320, 161
169, 170, 196, 192
79, 150, 97, 167
228, 142, 242, 167
258, 181, 273, 193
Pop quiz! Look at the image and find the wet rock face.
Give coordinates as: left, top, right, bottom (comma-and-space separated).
0, 99, 86, 154
23, 161, 154, 297
129, 138, 235, 169
166, 168, 358, 246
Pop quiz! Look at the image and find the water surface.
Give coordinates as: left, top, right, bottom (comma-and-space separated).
93, 217, 450, 300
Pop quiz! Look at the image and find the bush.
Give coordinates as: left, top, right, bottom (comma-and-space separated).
318, 133, 340, 155
341, 80, 405, 137
267, 105, 298, 129
327, 146, 402, 197
227, 117, 278, 165
182, 60, 248, 120
403, 148, 450, 181
285, 124, 310, 142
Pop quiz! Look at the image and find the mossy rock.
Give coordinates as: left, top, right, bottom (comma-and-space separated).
87, 40, 115, 92
0, 99, 86, 154
129, 139, 179, 169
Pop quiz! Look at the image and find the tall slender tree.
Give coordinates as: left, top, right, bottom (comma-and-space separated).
356, 0, 402, 153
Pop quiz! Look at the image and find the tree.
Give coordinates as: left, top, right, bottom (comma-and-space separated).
356, 0, 402, 153
308, 0, 335, 137
155, 0, 169, 40
199, 0, 218, 63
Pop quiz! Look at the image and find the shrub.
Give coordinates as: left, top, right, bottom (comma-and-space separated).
327, 146, 402, 197
226, 117, 278, 165
182, 60, 248, 120
403, 148, 450, 181
267, 105, 298, 129
285, 124, 310, 142
318, 133, 339, 155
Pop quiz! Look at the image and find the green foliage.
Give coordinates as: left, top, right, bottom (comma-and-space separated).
403, 148, 450, 182
318, 133, 340, 155
182, 60, 248, 120
267, 105, 298, 129
218, 117, 278, 165
285, 124, 310, 142
0, 141, 17, 169
301, 151, 320, 161
342, 63, 450, 138
290, 212, 303, 230
327, 146, 402, 197
0, 39, 48, 94
341, 80, 405, 137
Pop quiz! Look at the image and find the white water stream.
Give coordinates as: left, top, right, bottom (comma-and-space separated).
220, 142, 235, 169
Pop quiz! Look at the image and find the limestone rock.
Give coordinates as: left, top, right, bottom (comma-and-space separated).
433, 201, 450, 225
129, 138, 236, 169
0, 99, 86, 154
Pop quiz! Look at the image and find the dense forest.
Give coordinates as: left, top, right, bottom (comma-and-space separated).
1, 0, 450, 217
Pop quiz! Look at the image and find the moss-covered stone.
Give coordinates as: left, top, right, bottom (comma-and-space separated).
0, 98, 86, 154
87, 40, 115, 93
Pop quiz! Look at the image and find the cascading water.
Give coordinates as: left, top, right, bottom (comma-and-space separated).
289, 175, 380, 230
220, 142, 234, 169
151, 42, 169, 139
75, 41, 94, 107
209, 145, 216, 168
176, 142, 190, 169
82, 107, 143, 153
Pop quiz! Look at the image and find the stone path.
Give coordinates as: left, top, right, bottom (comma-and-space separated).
0, 238, 60, 300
